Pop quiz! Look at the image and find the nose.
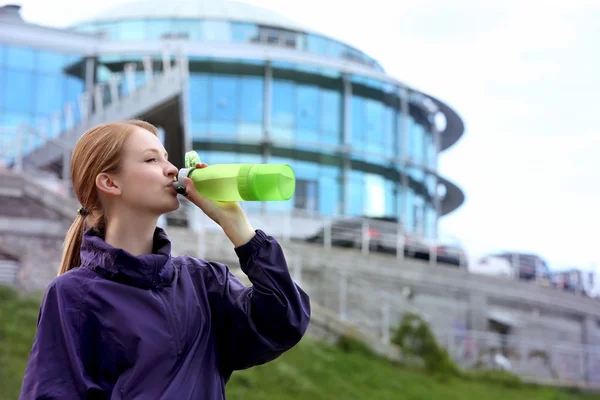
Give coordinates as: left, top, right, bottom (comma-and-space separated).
165, 162, 178, 179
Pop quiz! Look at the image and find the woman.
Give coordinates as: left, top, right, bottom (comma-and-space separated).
19, 120, 311, 399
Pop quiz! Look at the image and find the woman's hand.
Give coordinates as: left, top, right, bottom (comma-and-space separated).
182, 163, 256, 247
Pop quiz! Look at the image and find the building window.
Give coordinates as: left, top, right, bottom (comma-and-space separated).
294, 179, 318, 211
258, 26, 297, 48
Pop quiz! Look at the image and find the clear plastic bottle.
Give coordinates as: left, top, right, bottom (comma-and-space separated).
173, 151, 295, 202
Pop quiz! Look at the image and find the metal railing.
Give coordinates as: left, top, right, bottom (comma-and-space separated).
165, 201, 468, 269
3, 49, 187, 177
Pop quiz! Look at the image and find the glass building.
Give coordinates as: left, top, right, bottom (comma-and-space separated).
0, 0, 465, 239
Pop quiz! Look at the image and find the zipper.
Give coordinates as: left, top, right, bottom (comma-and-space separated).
156, 291, 182, 356
152, 260, 182, 356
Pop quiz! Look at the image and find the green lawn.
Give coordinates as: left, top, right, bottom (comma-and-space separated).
1, 285, 598, 400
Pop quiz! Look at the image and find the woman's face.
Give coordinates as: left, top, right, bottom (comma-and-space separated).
108, 127, 180, 217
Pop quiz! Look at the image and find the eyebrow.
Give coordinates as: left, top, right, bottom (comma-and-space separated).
144, 148, 168, 158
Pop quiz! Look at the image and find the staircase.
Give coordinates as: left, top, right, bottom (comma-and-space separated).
19, 52, 188, 174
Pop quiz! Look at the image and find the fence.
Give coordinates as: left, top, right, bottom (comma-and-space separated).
313, 268, 600, 388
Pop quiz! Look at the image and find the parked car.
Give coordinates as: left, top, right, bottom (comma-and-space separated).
469, 255, 514, 278
305, 216, 465, 267
481, 252, 554, 286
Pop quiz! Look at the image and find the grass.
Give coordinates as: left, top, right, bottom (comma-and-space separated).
0, 285, 44, 400
1, 285, 598, 400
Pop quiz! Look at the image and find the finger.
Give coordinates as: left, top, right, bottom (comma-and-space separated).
182, 178, 210, 205
195, 163, 208, 168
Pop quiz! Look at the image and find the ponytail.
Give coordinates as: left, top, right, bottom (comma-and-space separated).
57, 214, 86, 276
57, 119, 159, 276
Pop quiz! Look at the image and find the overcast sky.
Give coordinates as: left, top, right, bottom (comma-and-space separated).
8, 0, 600, 271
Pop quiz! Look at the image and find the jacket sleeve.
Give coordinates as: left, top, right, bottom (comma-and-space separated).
205, 229, 311, 374
19, 276, 104, 400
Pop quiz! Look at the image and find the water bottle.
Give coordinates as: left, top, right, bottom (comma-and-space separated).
173, 151, 295, 202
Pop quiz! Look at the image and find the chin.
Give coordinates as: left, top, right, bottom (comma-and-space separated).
153, 198, 181, 216
164, 198, 181, 214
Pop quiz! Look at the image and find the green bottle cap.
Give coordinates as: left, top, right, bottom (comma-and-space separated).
184, 151, 201, 169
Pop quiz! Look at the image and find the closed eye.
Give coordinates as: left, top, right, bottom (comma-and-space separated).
145, 158, 157, 163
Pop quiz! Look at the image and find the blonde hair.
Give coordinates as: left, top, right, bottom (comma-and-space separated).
58, 120, 158, 276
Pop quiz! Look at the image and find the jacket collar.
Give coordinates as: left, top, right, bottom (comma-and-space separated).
80, 226, 175, 289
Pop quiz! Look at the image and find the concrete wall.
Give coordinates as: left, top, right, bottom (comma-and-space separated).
182, 225, 600, 351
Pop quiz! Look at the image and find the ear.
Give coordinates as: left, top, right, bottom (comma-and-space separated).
95, 172, 121, 197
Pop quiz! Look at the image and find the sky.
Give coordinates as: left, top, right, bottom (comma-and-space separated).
8, 0, 600, 271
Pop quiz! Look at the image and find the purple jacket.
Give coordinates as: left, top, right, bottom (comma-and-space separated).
19, 228, 311, 399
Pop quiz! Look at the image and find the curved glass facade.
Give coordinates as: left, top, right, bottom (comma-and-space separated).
0, 10, 460, 240
178, 58, 438, 237
0, 43, 85, 159
73, 19, 385, 71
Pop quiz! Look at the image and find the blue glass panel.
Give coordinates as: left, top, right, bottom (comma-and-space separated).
96, 22, 120, 40
397, 113, 405, 158
319, 135, 339, 149
318, 176, 339, 215
320, 165, 338, 178
37, 50, 67, 73
239, 76, 263, 123
414, 196, 425, 237
365, 99, 384, 145
412, 122, 425, 164
1, 112, 29, 129
0, 66, 4, 110
271, 79, 295, 127
327, 40, 345, 57
348, 170, 364, 216
66, 76, 84, 105
237, 122, 262, 141
296, 128, 318, 146
405, 187, 415, 234
306, 34, 327, 54
231, 22, 258, 43
191, 121, 209, 138
147, 19, 173, 40
385, 180, 396, 217
209, 75, 238, 121
189, 73, 209, 121
293, 160, 319, 179
6, 46, 36, 70
271, 126, 294, 143
118, 20, 147, 40
426, 131, 436, 168
201, 21, 231, 41
208, 121, 237, 137
4, 69, 34, 113
2, 112, 32, 153
295, 84, 319, 130
320, 88, 340, 135
351, 96, 364, 142
383, 106, 394, 149
35, 74, 64, 115
237, 153, 262, 164
172, 20, 202, 40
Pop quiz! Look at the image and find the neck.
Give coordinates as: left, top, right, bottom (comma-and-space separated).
104, 213, 159, 256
